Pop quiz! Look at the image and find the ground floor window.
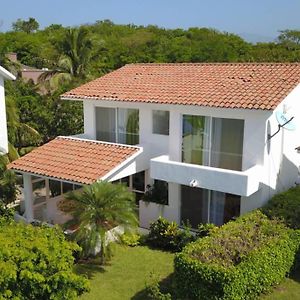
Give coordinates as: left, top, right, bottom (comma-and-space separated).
181, 185, 240, 228
114, 171, 146, 205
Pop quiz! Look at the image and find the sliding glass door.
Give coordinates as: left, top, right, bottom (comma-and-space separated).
96, 107, 139, 145
96, 107, 116, 142
210, 118, 244, 170
182, 115, 210, 165
181, 185, 240, 228
181, 185, 209, 228
182, 115, 244, 171
118, 108, 139, 145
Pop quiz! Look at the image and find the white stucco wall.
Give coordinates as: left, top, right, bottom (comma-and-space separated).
0, 67, 15, 154
77, 88, 300, 227
0, 76, 8, 154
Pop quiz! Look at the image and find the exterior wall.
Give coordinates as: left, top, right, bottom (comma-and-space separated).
0, 76, 8, 154
46, 195, 72, 225
83, 99, 270, 170
139, 182, 180, 228
80, 87, 300, 227
21, 70, 45, 84
260, 84, 300, 206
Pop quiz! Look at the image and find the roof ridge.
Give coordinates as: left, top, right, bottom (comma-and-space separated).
57, 136, 141, 149
125, 62, 300, 66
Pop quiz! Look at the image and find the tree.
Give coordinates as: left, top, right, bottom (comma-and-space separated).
12, 17, 39, 34
5, 95, 41, 156
0, 221, 89, 299
0, 154, 16, 206
38, 27, 93, 90
62, 181, 138, 264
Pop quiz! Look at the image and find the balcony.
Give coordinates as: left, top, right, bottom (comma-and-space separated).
150, 155, 261, 197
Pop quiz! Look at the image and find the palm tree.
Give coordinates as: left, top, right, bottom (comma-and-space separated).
38, 27, 93, 91
5, 96, 41, 158
62, 181, 138, 264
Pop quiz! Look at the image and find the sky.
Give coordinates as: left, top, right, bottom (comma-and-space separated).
0, 0, 299, 42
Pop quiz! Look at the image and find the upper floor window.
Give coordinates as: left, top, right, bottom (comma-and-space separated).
96, 107, 139, 145
152, 110, 169, 135
182, 115, 244, 171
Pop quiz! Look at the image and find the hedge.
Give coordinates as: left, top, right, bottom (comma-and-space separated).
0, 222, 89, 299
262, 185, 300, 229
174, 210, 300, 300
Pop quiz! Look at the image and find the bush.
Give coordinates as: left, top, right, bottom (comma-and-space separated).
262, 185, 300, 229
174, 210, 300, 300
143, 181, 168, 205
0, 202, 14, 224
196, 222, 217, 238
0, 222, 89, 299
147, 217, 195, 252
120, 232, 142, 247
145, 272, 172, 300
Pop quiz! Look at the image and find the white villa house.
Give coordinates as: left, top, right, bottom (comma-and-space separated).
0, 66, 15, 154
8, 63, 300, 228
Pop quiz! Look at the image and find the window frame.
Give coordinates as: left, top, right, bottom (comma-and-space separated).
152, 110, 170, 136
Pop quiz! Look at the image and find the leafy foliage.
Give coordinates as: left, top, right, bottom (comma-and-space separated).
147, 217, 195, 252
262, 185, 300, 229
12, 17, 39, 34
143, 180, 168, 205
0, 221, 89, 299
63, 181, 138, 264
174, 210, 300, 300
196, 222, 218, 238
145, 273, 172, 300
120, 231, 142, 247
0, 155, 16, 206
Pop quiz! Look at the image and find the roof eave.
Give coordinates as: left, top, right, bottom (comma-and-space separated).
0, 66, 16, 80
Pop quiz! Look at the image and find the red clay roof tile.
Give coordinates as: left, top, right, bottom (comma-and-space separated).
8, 137, 140, 184
61, 63, 300, 110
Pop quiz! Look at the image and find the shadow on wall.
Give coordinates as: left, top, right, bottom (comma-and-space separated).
262, 153, 299, 206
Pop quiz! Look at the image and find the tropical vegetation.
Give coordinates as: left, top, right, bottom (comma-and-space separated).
174, 210, 300, 300
61, 181, 138, 264
0, 216, 89, 299
262, 185, 300, 229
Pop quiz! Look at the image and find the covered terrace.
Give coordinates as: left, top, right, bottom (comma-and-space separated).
8, 136, 143, 224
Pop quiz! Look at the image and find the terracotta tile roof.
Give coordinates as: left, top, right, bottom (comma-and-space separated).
8, 137, 141, 184
62, 63, 300, 110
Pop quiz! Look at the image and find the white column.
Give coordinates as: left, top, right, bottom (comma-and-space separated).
45, 178, 50, 222
23, 174, 34, 222
0, 76, 8, 154
84, 101, 96, 139
169, 111, 181, 161
164, 183, 181, 224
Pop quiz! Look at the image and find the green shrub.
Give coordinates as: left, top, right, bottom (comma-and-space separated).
262, 185, 300, 229
0, 222, 89, 299
143, 180, 168, 205
0, 202, 14, 224
174, 210, 300, 300
145, 272, 172, 300
196, 222, 217, 238
147, 217, 195, 252
120, 232, 142, 247
145, 281, 172, 300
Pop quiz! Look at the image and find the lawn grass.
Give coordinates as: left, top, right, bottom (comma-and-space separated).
75, 245, 174, 300
75, 244, 300, 300
261, 268, 300, 300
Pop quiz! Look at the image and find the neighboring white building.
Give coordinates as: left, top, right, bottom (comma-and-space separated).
9, 63, 300, 228
0, 66, 16, 154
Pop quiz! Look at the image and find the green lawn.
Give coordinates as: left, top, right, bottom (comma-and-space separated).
261, 269, 300, 300
75, 245, 300, 300
75, 245, 174, 300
